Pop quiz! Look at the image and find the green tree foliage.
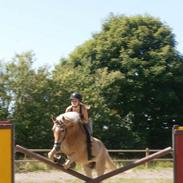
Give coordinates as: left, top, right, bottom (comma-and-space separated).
52, 62, 130, 148
4, 52, 55, 148
1, 15, 183, 149
56, 15, 183, 148
0, 62, 10, 119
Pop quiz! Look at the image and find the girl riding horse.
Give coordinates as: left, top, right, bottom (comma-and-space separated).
53, 92, 93, 160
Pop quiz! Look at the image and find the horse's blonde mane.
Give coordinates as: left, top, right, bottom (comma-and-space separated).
56, 112, 81, 123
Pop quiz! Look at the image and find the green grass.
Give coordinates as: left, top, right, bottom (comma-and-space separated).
16, 160, 173, 173
117, 160, 173, 169
16, 161, 83, 173
15, 162, 51, 173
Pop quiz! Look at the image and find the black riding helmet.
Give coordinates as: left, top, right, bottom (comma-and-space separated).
70, 92, 82, 102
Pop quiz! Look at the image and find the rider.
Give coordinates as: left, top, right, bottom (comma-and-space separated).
66, 92, 90, 129
66, 92, 93, 160
53, 92, 93, 160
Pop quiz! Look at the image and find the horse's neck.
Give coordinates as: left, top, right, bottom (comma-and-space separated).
66, 123, 86, 143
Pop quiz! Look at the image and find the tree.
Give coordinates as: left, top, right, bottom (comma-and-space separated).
4, 52, 55, 148
2, 14, 183, 149
0, 62, 10, 119
56, 15, 183, 148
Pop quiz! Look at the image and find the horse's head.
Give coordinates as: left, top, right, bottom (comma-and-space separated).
50, 112, 82, 146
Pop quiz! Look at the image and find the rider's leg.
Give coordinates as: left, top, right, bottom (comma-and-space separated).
83, 123, 93, 160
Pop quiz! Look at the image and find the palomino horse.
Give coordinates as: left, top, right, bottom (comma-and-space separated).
48, 112, 116, 177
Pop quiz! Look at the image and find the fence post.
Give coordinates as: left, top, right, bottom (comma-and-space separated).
145, 148, 149, 168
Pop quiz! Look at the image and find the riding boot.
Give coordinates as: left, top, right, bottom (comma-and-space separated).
83, 124, 93, 160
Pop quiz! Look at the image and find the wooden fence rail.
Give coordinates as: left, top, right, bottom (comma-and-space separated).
93, 147, 172, 182
16, 148, 173, 163
16, 145, 172, 183
19, 148, 172, 153
16, 145, 93, 182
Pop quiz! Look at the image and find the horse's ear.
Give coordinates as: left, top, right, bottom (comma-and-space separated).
50, 114, 56, 123
62, 116, 74, 127
62, 116, 66, 122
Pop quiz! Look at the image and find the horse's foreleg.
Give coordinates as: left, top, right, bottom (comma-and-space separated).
96, 164, 105, 177
83, 164, 92, 178
63, 158, 74, 169
96, 157, 105, 177
48, 148, 56, 160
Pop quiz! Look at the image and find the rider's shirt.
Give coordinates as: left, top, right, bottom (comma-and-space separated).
65, 104, 89, 124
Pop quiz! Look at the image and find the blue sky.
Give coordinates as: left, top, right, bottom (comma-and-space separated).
0, 0, 182, 68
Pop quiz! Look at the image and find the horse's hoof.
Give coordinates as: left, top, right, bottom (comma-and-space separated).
70, 162, 76, 169
48, 152, 53, 160
64, 164, 70, 169
53, 155, 66, 164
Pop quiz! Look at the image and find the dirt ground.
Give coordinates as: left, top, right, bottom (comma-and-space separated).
15, 168, 173, 182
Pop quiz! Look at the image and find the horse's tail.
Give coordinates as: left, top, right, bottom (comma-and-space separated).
104, 148, 116, 170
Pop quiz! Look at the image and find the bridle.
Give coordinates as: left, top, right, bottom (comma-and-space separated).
54, 119, 67, 144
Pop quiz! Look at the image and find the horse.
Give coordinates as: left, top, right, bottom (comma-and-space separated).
48, 112, 116, 178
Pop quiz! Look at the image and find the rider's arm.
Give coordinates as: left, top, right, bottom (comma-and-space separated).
65, 106, 72, 113
82, 106, 89, 124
